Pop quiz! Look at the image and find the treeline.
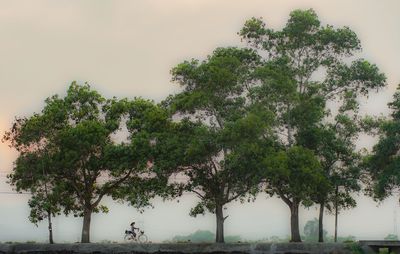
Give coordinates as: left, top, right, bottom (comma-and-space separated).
166, 221, 359, 244
3, 9, 397, 244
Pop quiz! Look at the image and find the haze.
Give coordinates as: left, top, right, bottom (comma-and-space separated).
1, 0, 400, 243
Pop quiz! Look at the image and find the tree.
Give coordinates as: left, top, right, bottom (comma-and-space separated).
263, 146, 327, 242
163, 47, 274, 243
7, 150, 63, 244
4, 113, 66, 244
4, 82, 169, 243
239, 9, 386, 242
303, 218, 327, 242
306, 114, 362, 242
27, 192, 60, 244
365, 86, 400, 203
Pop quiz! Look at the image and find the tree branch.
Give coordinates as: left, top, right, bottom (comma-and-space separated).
92, 167, 135, 208
191, 189, 205, 199
276, 187, 292, 207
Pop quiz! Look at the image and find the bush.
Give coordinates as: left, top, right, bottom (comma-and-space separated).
384, 234, 398, 240
171, 230, 241, 243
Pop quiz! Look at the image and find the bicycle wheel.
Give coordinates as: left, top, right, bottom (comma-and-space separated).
124, 234, 134, 242
138, 234, 148, 243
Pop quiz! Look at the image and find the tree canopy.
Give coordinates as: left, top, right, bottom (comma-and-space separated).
162, 47, 276, 243
239, 8, 386, 242
365, 86, 400, 201
4, 82, 171, 243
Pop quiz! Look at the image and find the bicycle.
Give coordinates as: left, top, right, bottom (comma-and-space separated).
124, 229, 148, 243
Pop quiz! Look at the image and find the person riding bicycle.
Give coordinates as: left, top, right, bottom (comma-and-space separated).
129, 221, 139, 238
124, 221, 148, 243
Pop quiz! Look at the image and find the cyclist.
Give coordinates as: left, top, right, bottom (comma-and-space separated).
124, 221, 148, 243
130, 221, 139, 238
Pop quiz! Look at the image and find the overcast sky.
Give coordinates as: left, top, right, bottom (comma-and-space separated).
1, 0, 400, 243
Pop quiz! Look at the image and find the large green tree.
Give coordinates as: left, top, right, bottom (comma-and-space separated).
163, 47, 275, 243
239, 9, 386, 242
4, 83, 169, 243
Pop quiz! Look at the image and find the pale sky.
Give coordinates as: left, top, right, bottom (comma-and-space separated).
1, 0, 400, 243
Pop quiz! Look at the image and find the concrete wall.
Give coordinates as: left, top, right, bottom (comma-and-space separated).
0, 243, 358, 254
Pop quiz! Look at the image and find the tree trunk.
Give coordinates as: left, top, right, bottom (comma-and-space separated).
215, 204, 225, 243
47, 210, 54, 244
318, 202, 324, 243
81, 208, 92, 243
290, 202, 301, 242
334, 186, 339, 242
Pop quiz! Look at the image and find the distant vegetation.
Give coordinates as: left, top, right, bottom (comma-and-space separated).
165, 226, 358, 244
302, 219, 355, 243
167, 230, 241, 243
3, 7, 396, 245
384, 234, 399, 241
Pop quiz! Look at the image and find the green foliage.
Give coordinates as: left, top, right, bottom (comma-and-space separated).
168, 49, 269, 206
345, 242, 364, 254
264, 146, 327, 206
27, 191, 62, 226
364, 85, 400, 201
